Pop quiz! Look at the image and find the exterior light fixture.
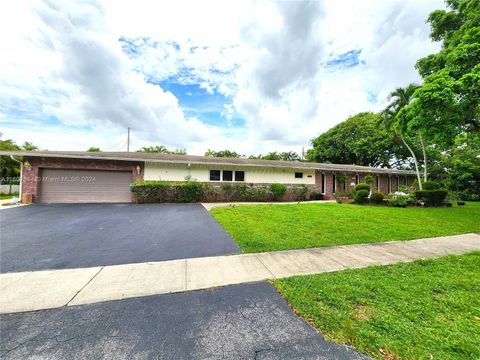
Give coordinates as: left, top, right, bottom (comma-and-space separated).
136, 165, 141, 175
23, 161, 32, 172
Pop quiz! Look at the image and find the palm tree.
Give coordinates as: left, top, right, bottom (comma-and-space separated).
381, 83, 427, 189
279, 151, 301, 161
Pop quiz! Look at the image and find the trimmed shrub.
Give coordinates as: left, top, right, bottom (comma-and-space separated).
172, 182, 205, 202
354, 189, 369, 204
364, 175, 374, 185
270, 183, 287, 201
354, 183, 370, 192
310, 190, 323, 200
370, 191, 385, 204
130, 180, 208, 203
414, 189, 448, 207
422, 181, 441, 190
291, 184, 308, 201
130, 181, 171, 203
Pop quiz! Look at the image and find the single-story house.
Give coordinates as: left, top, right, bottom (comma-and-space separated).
0, 151, 416, 203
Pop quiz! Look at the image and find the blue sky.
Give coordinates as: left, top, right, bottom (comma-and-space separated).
0, 0, 443, 154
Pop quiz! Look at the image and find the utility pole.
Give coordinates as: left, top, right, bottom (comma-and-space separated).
127, 127, 131, 152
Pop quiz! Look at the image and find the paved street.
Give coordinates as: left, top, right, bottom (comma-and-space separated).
0, 282, 367, 360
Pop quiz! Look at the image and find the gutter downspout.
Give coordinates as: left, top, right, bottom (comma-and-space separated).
10, 155, 23, 201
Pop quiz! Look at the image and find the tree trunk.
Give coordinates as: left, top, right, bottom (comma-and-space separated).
419, 133, 427, 182
400, 134, 423, 190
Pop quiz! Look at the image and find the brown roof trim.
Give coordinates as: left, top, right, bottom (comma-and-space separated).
1, 150, 416, 175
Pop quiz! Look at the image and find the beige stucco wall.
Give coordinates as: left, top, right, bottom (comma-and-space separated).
144, 162, 315, 184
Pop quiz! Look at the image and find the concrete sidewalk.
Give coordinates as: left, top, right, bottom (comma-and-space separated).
1, 233, 479, 314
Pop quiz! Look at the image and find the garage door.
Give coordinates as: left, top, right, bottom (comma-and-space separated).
38, 169, 133, 203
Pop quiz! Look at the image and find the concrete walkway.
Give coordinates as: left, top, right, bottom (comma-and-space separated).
1, 233, 479, 314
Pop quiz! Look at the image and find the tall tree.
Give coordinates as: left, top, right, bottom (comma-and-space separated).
382, 84, 428, 189
204, 149, 242, 158
87, 147, 101, 152
138, 145, 170, 153
307, 112, 410, 168
0, 134, 20, 183
403, 0, 480, 146
279, 151, 301, 161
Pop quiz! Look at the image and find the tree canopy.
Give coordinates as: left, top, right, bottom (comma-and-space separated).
204, 149, 242, 158
137, 146, 186, 154
402, 0, 480, 146
306, 112, 411, 168
87, 147, 101, 152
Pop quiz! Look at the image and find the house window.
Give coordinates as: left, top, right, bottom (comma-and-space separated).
397, 176, 400, 189
355, 174, 359, 184
333, 174, 336, 194
209, 170, 221, 181
388, 177, 392, 193
376, 176, 380, 190
321, 174, 325, 194
404, 176, 408, 186
222, 170, 233, 181
235, 171, 245, 182
295, 172, 303, 179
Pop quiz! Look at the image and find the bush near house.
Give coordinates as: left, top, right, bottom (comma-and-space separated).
370, 191, 385, 204
131, 181, 312, 203
413, 181, 448, 207
354, 189, 369, 204
270, 183, 287, 201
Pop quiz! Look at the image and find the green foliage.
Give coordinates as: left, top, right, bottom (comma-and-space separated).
274, 253, 480, 360
270, 183, 287, 201
309, 190, 323, 200
137, 145, 187, 154
370, 191, 385, 204
388, 194, 409, 207
0, 133, 38, 184
363, 175, 374, 185
130, 181, 207, 203
87, 147, 101, 152
291, 184, 308, 201
307, 112, 411, 168
205, 149, 242, 158
422, 180, 441, 190
354, 189, 369, 204
405, 0, 480, 145
414, 189, 448, 207
354, 183, 370, 192
439, 133, 480, 200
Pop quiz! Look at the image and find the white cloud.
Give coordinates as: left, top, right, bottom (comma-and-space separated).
0, 0, 445, 155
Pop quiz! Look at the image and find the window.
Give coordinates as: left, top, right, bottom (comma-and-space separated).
209, 170, 220, 181
333, 174, 336, 194
355, 174, 359, 184
388, 176, 392, 193
235, 171, 245, 182
397, 176, 400, 189
404, 176, 408, 186
295, 172, 303, 179
376, 176, 380, 190
222, 170, 233, 181
321, 174, 325, 194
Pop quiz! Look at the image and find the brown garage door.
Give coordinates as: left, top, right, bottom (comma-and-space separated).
38, 169, 133, 203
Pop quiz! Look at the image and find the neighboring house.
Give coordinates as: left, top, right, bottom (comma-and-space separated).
0, 151, 415, 203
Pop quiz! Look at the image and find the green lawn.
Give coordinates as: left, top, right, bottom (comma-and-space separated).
274, 252, 480, 359
211, 202, 480, 252
0, 193, 17, 200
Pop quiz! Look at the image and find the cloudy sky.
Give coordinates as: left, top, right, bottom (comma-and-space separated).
0, 0, 444, 155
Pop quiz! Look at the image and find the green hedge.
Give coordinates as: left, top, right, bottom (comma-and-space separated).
354, 189, 369, 204
131, 181, 312, 203
413, 189, 448, 207
130, 181, 212, 203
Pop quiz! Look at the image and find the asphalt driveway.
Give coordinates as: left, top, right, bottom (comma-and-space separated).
0, 282, 368, 360
0, 204, 240, 273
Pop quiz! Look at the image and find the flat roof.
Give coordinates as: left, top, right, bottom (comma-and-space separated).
0, 150, 416, 175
